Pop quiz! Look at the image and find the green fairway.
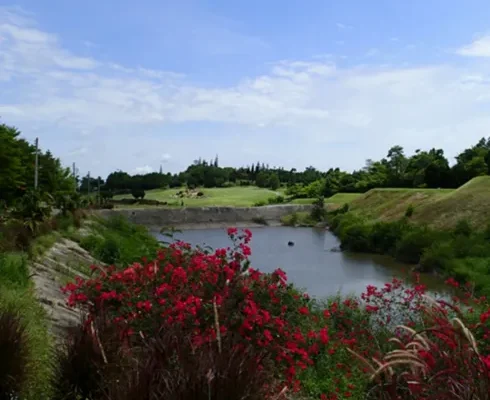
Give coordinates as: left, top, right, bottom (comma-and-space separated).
114, 186, 284, 207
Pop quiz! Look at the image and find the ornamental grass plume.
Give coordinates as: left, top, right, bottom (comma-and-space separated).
0, 311, 29, 400
349, 294, 490, 400
51, 314, 129, 400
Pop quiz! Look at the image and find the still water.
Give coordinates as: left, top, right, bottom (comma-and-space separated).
155, 227, 443, 299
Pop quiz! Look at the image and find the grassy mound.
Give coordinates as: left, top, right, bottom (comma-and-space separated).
348, 176, 490, 229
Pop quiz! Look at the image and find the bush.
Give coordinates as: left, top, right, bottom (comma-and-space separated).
253, 201, 266, 207
131, 189, 145, 200
310, 196, 326, 222
405, 204, 414, 218
63, 229, 331, 392
267, 195, 285, 205
339, 203, 349, 214
79, 216, 160, 266
369, 220, 408, 255
454, 218, 472, 237
420, 241, 455, 272
395, 226, 436, 263
338, 222, 371, 252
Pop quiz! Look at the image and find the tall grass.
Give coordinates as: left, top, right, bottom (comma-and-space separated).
79, 215, 160, 266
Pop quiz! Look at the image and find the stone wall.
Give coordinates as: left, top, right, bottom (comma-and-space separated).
95, 204, 313, 227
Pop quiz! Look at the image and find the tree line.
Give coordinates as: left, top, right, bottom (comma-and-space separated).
0, 123, 76, 206
104, 140, 490, 199
3, 120, 490, 204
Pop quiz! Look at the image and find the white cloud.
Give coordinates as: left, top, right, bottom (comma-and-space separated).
456, 35, 490, 57
2, 8, 490, 178
134, 165, 154, 174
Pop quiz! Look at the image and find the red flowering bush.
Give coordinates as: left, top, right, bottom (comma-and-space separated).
303, 276, 490, 399
62, 228, 330, 393
62, 226, 490, 399
350, 295, 490, 399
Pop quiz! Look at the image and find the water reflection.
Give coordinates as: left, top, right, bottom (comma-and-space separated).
154, 226, 447, 299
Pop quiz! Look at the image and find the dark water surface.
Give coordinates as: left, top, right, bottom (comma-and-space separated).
154, 227, 445, 299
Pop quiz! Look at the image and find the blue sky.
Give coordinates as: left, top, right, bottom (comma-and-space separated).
2, 1, 490, 177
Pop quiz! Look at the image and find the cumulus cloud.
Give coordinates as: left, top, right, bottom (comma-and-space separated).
2, 7, 490, 178
456, 35, 490, 57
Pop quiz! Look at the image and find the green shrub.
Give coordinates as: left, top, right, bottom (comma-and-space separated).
310, 196, 326, 222
454, 219, 472, 237
267, 195, 285, 205
131, 189, 146, 200
253, 201, 266, 207
369, 220, 408, 255
405, 204, 414, 218
420, 241, 455, 272
80, 216, 159, 266
395, 226, 436, 264
339, 223, 371, 252
339, 203, 349, 214
281, 213, 296, 226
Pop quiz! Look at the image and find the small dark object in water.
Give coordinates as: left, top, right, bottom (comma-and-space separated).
287, 241, 294, 246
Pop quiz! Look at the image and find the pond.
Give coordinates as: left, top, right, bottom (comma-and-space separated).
154, 226, 446, 299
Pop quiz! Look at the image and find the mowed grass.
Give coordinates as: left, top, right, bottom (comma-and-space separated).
327, 193, 362, 204
349, 176, 490, 229
115, 186, 284, 207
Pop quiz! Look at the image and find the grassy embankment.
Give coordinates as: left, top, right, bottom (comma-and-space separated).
0, 212, 160, 399
329, 176, 490, 295
0, 213, 86, 399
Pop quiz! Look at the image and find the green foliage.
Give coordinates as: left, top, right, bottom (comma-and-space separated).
420, 241, 455, 272
0, 123, 76, 206
405, 204, 414, 218
267, 195, 285, 205
11, 189, 53, 235
369, 220, 408, 254
0, 252, 29, 288
339, 223, 371, 252
131, 188, 146, 200
454, 218, 472, 237
281, 212, 315, 227
268, 173, 280, 190
395, 226, 436, 263
79, 216, 159, 266
0, 287, 53, 400
310, 196, 326, 222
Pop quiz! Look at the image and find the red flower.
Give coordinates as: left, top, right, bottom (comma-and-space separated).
298, 306, 309, 315
227, 227, 238, 236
